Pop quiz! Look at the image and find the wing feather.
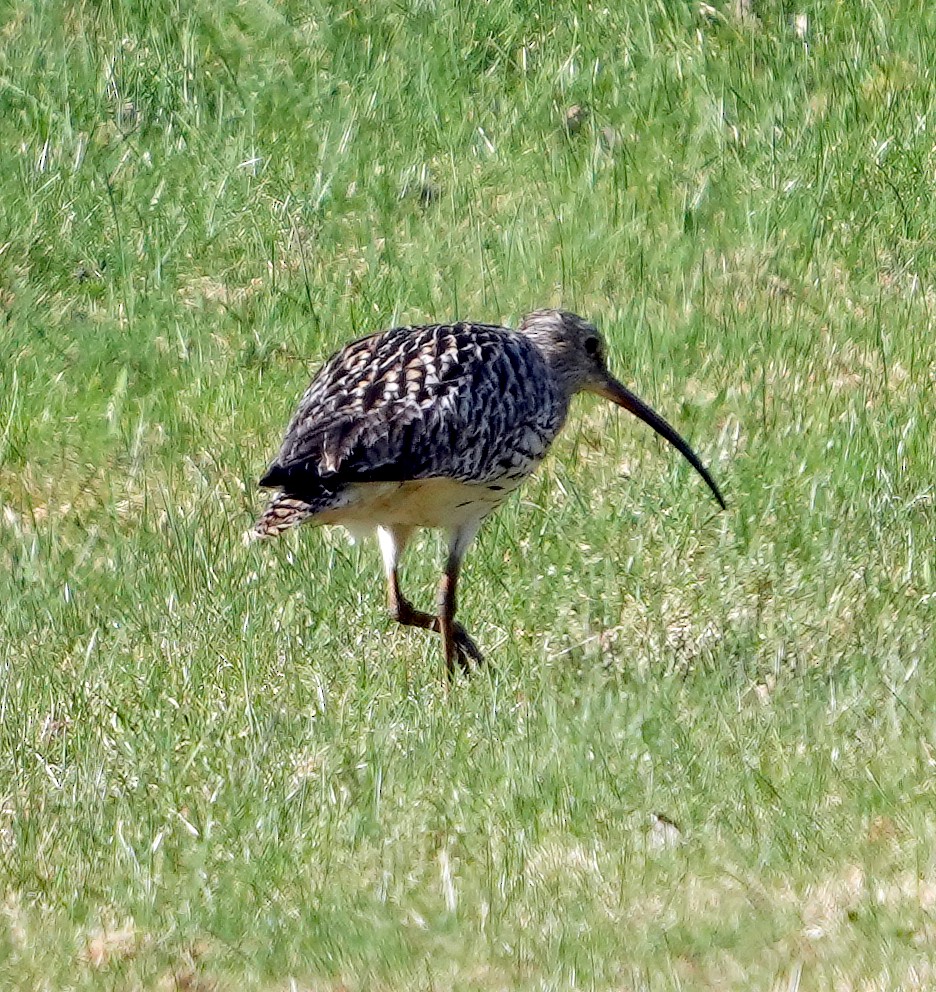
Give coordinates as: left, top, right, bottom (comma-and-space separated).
259, 322, 565, 492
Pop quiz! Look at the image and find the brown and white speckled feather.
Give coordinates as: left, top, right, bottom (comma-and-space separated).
260, 322, 567, 489
251, 492, 321, 536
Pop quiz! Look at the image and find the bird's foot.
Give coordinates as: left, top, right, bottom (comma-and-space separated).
452, 623, 485, 674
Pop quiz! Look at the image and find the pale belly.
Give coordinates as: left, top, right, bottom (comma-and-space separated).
316, 474, 529, 534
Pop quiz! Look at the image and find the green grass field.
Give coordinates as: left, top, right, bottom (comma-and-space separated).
2, 0, 935, 987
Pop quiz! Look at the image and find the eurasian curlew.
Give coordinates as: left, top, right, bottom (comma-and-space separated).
251, 309, 725, 677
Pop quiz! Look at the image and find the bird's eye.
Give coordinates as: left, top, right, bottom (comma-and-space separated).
584, 336, 601, 357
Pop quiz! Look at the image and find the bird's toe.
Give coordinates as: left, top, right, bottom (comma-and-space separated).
453, 624, 485, 672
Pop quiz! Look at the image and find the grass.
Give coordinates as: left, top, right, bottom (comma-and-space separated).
1, 0, 935, 987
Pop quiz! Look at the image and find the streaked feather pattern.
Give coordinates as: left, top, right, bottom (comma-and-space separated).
258, 322, 570, 509
250, 492, 321, 538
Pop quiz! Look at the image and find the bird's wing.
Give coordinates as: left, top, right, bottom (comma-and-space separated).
260, 322, 560, 490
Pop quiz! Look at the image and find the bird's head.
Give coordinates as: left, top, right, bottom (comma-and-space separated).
518, 309, 612, 393
518, 309, 726, 509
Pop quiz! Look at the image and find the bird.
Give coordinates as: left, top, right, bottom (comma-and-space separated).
250, 309, 725, 677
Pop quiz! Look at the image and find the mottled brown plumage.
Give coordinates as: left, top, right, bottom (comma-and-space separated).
251, 310, 725, 676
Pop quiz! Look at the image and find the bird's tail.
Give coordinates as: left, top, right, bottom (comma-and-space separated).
245, 491, 320, 542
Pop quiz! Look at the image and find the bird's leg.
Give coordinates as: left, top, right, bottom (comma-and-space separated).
436, 558, 465, 678
387, 567, 437, 632
437, 557, 459, 679
437, 527, 485, 678
377, 524, 484, 678
379, 525, 445, 655
388, 561, 483, 678
379, 524, 429, 624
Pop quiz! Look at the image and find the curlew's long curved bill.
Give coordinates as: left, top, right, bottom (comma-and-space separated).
594, 376, 726, 509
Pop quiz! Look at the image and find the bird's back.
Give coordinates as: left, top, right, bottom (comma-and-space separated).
260, 321, 570, 497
